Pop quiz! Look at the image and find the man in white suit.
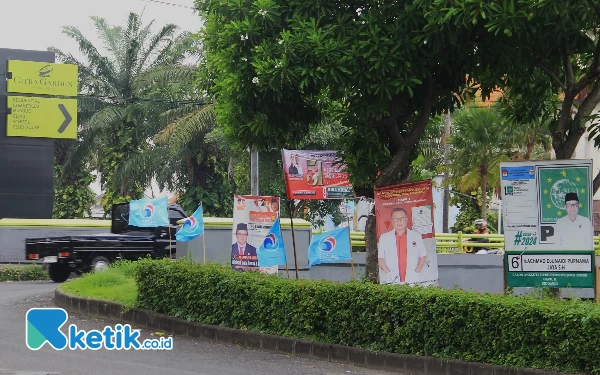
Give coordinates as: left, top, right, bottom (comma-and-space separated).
378, 207, 427, 285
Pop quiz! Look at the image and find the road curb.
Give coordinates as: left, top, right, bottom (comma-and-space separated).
54, 289, 573, 375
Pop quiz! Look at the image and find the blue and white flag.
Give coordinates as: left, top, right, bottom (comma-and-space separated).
129, 196, 169, 227
308, 226, 352, 266
176, 205, 204, 242
257, 218, 287, 267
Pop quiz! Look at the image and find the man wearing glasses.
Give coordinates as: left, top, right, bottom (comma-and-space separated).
377, 207, 427, 285
555, 192, 593, 250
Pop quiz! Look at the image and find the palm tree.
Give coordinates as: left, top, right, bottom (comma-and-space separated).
50, 12, 198, 214
446, 107, 511, 220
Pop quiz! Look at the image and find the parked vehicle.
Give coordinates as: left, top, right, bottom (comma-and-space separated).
25, 202, 187, 282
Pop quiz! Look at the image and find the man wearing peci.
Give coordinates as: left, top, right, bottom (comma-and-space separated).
232, 223, 257, 257
554, 192, 594, 250
377, 207, 428, 285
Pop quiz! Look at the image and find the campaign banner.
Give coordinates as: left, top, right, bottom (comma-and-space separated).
231, 195, 280, 274
500, 159, 595, 288
128, 196, 169, 228
374, 180, 439, 287
281, 149, 353, 200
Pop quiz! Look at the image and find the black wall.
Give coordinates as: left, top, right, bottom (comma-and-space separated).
0, 48, 55, 219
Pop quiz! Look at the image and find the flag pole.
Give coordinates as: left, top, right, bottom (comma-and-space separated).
288, 200, 299, 279
346, 206, 355, 280
200, 201, 206, 264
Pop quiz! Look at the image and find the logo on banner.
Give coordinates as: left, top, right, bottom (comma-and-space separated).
141, 204, 155, 218
319, 236, 336, 252
263, 233, 279, 251
185, 216, 198, 229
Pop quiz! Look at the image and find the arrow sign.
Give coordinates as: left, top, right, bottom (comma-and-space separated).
5, 96, 78, 139
57, 104, 72, 133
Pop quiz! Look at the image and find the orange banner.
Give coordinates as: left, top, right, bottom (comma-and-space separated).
374, 180, 439, 287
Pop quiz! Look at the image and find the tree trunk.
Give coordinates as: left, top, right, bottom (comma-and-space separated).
480, 167, 488, 220
364, 207, 378, 283
363, 76, 434, 283
443, 108, 452, 233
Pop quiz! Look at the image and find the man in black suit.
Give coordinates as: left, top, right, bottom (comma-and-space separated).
232, 223, 257, 257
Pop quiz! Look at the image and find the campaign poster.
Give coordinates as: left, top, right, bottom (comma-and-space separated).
231, 195, 280, 274
374, 180, 439, 287
281, 149, 353, 200
500, 159, 595, 288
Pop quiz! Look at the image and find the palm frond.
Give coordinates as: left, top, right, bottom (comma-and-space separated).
155, 105, 215, 150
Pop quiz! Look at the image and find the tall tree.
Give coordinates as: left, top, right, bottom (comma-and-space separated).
50, 12, 197, 214
446, 107, 510, 220
197, 0, 483, 282
422, 0, 600, 192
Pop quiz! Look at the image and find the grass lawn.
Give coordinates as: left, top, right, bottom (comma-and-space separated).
58, 260, 138, 309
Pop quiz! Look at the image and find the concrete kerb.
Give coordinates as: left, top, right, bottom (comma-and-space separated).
53, 289, 578, 375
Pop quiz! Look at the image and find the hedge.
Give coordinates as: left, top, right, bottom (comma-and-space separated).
134, 259, 600, 373
0, 264, 49, 282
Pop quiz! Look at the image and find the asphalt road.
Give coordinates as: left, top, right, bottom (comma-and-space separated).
0, 282, 391, 375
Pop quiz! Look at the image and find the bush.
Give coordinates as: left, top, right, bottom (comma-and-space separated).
134, 259, 600, 373
0, 264, 49, 282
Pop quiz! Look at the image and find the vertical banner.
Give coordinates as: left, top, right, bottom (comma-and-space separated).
281, 149, 353, 200
232, 195, 280, 274
374, 180, 439, 286
500, 159, 595, 288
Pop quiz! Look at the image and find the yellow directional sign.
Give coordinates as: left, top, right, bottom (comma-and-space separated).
6, 96, 77, 139
7, 60, 78, 97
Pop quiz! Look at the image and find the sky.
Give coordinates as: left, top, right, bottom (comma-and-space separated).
0, 0, 202, 58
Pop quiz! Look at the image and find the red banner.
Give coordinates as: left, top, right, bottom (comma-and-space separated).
281, 149, 353, 200
374, 180, 439, 287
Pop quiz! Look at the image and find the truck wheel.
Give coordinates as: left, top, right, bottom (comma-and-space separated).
48, 263, 71, 283
90, 256, 110, 272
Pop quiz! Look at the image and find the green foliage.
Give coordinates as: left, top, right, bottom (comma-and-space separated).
134, 259, 600, 373
52, 163, 96, 219
449, 189, 497, 234
197, 0, 481, 193
0, 265, 49, 282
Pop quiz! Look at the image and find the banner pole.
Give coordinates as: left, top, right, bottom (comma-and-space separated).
202, 233, 207, 265
200, 202, 206, 264
288, 200, 299, 279
595, 265, 599, 304
347, 212, 355, 280
285, 263, 290, 279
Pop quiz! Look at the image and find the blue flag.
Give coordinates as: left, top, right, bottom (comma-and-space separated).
176, 205, 204, 242
257, 218, 287, 267
308, 226, 352, 266
128, 196, 169, 227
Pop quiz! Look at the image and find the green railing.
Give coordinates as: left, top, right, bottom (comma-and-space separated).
333, 230, 600, 254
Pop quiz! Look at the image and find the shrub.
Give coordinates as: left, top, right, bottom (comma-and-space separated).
0, 264, 49, 282
134, 258, 600, 373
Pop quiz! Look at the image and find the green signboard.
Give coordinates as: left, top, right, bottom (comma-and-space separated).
505, 251, 595, 288
500, 160, 596, 289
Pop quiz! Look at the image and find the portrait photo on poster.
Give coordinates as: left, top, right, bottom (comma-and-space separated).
374, 180, 439, 287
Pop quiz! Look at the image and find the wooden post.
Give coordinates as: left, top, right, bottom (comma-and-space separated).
347, 214, 355, 280
288, 200, 299, 279
202, 233, 207, 265
595, 265, 599, 304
